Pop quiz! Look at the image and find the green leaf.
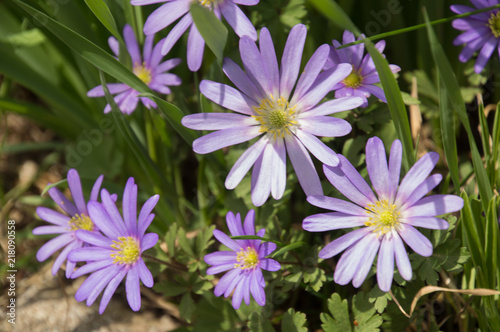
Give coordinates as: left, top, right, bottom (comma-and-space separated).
179, 293, 195, 323
352, 293, 383, 332
231, 235, 285, 247
303, 267, 326, 292
153, 281, 187, 297
40, 179, 68, 196
192, 281, 213, 295
485, 197, 499, 288
271, 241, 306, 258
438, 76, 460, 192
178, 228, 196, 257
249, 312, 276, 332
424, 9, 492, 211
84, 0, 121, 39
1, 28, 45, 46
165, 224, 179, 257
282, 308, 308, 332
190, 3, 228, 62
459, 192, 485, 280
321, 293, 352, 332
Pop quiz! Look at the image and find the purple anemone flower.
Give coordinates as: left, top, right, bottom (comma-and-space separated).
33, 169, 105, 278
324, 30, 400, 108
303, 137, 464, 292
67, 177, 159, 314
182, 24, 364, 206
204, 210, 280, 309
88, 24, 181, 114
132, 0, 258, 71
451, 0, 500, 73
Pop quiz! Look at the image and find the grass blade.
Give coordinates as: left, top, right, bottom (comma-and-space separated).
84, 0, 121, 40
190, 3, 228, 63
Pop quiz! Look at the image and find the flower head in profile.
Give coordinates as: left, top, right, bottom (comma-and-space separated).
303, 137, 464, 292
451, 0, 500, 73
132, 0, 258, 71
204, 210, 280, 309
68, 178, 159, 314
33, 169, 105, 278
324, 30, 400, 108
182, 24, 364, 206
88, 24, 181, 114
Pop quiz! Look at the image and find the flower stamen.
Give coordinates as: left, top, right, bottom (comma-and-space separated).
234, 246, 259, 270
364, 199, 400, 236
68, 214, 94, 231
252, 95, 298, 139
133, 63, 152, 85
342, 70, 363, 88
110, 236, 140, 265
488, 11, 500, 38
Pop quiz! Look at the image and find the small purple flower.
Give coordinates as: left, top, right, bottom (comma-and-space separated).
88, 24, 181, 114
68, 177, 159, 314
451, 0, 500, 73
204, 210, 280, 309
33, 169, 105, 278
303, 137, 464, 292
132, 0, 258, 71
324, 30, 400, 108
182, 24, 364, 206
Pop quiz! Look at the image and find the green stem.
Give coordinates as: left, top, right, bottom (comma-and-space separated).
338, 4, 500, 49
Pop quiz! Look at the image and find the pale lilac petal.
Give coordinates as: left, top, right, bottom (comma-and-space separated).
52, 241, 79, 276
300, 97, 364, 118
271, 137, 286, 200
87, 201, 121, 239
225, 212, 243, 238
143, 34, 154, 64
243, 275, 251, 305
352, 236, 380, 288
285, 135, 323, 196
387, 140, 402, 201
402, 217, 449, 230
155, 58, 182, 74
138, 194, 160, 226
131, 0, 167, 5
214, 268, 240, 295
334, 233, 377, 285
123, 178, 137, 235
294, 63, 352, 111
69, 247, 113, 262
86, 266, 120, 306
182, 113, 257, 130
187, 24, 205, 71
200, 80, 258, 115
259, 258, 280, 271
243, 209, 256, 236
259, 28, 279, 95
250, 270, 266, 305
66, 258, 77, 279
154, 73, 182, 86
400, 174, 442, 210
193, 126, 261, 154
139, 214, 155, 239
360, 85, 387, 102
143, 0, 191, 35
404, 195, 464, 217
299, 116, 352, 137
48, 187, 78, 216
161, 14, 193, 56
204, 251, 237, 265
207, 263, 235, 275
294, 130, 339, 166
224, 270, 244, 297
74, 230, 113, 248
36, 233, 74, 262
99, 268, 127, 314
303, 212, 367, 232
71, 258, 114, 278
395, 152, 439, 206
225, 135, 268, 190
126, 265, 141, 311
319, 227, 372, 259
398, 224, 432, 257
239, 36, 271, 96
258, 241, 277, 257
100, 189, 127, 235
220, 0, 257, 40
280, 24, 307, 100
306, 196, 367, 215
87, 84, 130, 98
214, 229, 242, 252
231, 274, 246, 309
233, 0, 259, 4
393, 232, 412, 280
377, 236, 394, 292
90, 175, 104, 201
137, 258, 154, 287
291, 44, 330, 104
222, 57, 262, 101
67, 169, 87, 214
75, 266, 114, 302
108, 36, 119, 57
124, 25, 141, 65
475, 37, 497, 73
141, 233, 159, 251
32, 225, 67, 235
366, 137, 390, 199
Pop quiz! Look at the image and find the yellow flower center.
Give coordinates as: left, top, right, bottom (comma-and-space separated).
234, 246, 259, 270
364, 199, 401, 236
488, 11, 500, 38
68, 214, 94, 231
133, 63, 152, 85
199, 0, 217, 7
110, 236, 140, 265
252, 95, 298, 139
342, 70, 363, 88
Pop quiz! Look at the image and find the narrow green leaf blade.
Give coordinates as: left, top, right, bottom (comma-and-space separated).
190, 3, 228, 62
84, 0, 121, 39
